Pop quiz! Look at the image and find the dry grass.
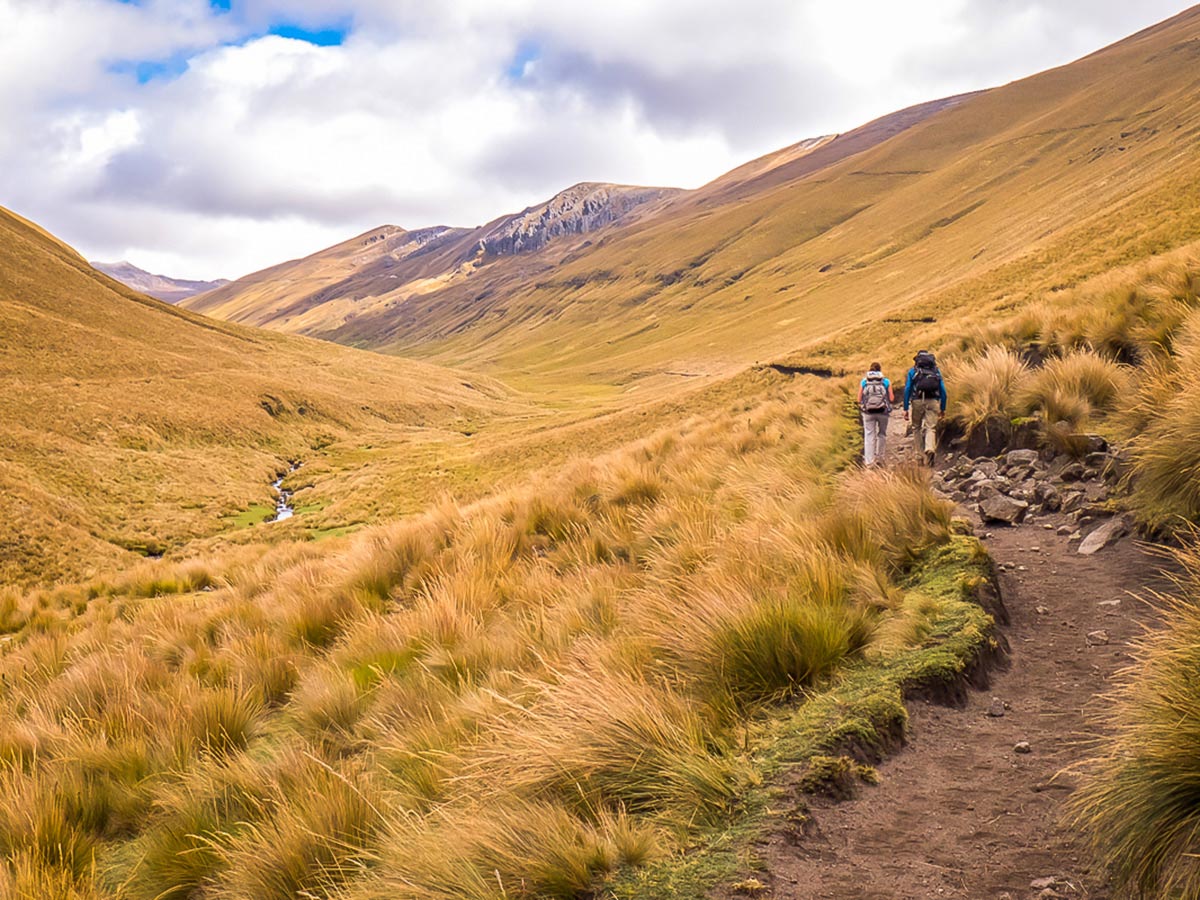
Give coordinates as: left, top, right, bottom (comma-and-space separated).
1070, 533, 1200, 899
0, 390, 961, 898
948, 346, 1030, 434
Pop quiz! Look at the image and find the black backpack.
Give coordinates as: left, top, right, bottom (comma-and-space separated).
912, 352, 942, 397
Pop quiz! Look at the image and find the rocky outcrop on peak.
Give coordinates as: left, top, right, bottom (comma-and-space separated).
475, 183, 681, 258
91, 261, 229, 304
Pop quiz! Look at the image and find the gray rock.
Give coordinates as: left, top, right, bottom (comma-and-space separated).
987, 697, 1006, 717
1033, 482, 1057, 502
1078, 516, 1129, 555
1084, 482, 1108, 503
1035, 482, 1062, 511
1006, 449, 1040, 467
1084, 434, 1109, 454
975, 480, 1001, 500
1060, 491, 1085, 514
1084, 451, 1110, 470
1014, 741, 1032, 754
979, 494, 1029, 525
1057, 525, 1073, 536
975, 459, 999, 478
1059, 463, 1086, 482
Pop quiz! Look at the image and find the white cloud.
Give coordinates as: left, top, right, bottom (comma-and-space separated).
0, 0, 1191, 280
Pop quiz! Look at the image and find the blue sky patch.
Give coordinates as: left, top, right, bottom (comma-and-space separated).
506, 39, 541, 80
268, 23, 349, 47
108, 53, 190, 84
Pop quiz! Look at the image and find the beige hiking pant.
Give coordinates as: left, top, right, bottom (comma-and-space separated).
911, 397, 940, 455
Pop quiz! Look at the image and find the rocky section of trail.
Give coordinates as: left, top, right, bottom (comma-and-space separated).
739, 425, 1166, 899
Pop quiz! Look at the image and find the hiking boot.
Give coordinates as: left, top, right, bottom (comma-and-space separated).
925, 450, 936, 467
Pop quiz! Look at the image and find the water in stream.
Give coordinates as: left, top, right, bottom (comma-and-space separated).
270, 462, 300, 522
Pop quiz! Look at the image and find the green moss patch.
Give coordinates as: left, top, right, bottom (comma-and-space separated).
222, 504, 276, 529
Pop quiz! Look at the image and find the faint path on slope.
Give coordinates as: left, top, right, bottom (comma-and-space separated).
744, 417, 1166, 900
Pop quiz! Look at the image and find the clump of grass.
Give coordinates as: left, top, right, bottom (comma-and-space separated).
1069, 534, 1200, 898
1125, 318, 1200, 525
335, 521, 440, 608
947, 346, 1029, 437
179, 686, 263, 757
712, 590, 873, 706
828, 468, 954, 573
608, 465, 664, 507
292, 668, 367, 747
472, 663, 742, 821
0, 851, 103, 899
214, 755, 384, 900
121, 758, 268, 900
279, 562, 360, 648
0, 770, 98, 879
1019, 349, 1128, 424
224, 631, 300, 706
796, 754, 880, 800
352, 800, 657, 900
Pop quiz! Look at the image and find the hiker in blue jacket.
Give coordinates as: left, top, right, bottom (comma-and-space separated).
902, 350, 947, 466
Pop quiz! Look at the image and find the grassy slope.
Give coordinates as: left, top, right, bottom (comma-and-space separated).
303, 8, 1199, 399
4, 9, 1200, 898
0, 206, 521, 586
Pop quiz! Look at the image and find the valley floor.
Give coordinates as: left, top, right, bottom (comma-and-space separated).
742, 421, 1165, 899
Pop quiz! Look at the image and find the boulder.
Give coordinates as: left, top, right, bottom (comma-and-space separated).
964, 417, 1011, 457
979, 494, 1030, 525
1084, 434, 1109, 454
1060, 491, 1085, 514
1058, 462, 1086, 483
1078, 516, 1130, 555
1034, 481, 1061, 505
974, 480, 1000, 500
1005, 449, 1040, 467
975, 459, 999, 478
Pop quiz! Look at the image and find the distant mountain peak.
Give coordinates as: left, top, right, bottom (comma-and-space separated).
476, 182, 682, 257
91, 260, 229, 304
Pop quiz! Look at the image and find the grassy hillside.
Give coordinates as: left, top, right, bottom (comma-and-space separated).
7, 7, 1200, 899
185, 8, 1200, 402
0, 205, 519, 587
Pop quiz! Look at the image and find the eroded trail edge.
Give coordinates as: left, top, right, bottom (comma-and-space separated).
750, 466, 1163, 899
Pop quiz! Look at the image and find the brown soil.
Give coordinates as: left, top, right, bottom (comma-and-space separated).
748, 419, 1168, 900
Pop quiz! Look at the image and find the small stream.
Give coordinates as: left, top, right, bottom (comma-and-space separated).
270, 462, 301, 523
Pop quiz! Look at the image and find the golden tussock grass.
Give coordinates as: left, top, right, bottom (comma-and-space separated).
1069, 532, 1200, 899
0, 390, 961, 897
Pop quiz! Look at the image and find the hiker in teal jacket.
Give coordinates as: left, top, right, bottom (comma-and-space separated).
858, 362, 893, 467
902, 350, 946, 466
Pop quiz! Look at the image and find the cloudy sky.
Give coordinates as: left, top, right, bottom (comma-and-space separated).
1, 0, 1191, 280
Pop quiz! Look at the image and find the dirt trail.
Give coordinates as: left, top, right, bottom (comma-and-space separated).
753, 417, 1166, 899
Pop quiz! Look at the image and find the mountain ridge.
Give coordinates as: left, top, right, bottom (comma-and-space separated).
91, 260, 230, 303
183, 6, 1200, 393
